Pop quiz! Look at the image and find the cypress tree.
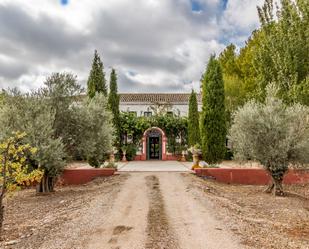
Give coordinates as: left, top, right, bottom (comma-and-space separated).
87, 50, 107, 98
108, 68, 120, 142
200, 55, 226, 163
188, 89, 200, 146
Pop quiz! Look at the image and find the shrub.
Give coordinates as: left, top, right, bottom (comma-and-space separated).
0, 132, 43, 231
87, 156, 100, 168
230, 85, 309, 195
124, 144, 137, 161
80, 94, 113, 167
105, 161, 117, 169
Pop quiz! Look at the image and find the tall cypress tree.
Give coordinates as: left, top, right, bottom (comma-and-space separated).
200, 55, 226, 163
87, 50, 107, 98
108, 68, 120, 142
188, 90, 200, 146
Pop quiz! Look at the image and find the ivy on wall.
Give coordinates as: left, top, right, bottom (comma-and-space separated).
119, 112, 188, 154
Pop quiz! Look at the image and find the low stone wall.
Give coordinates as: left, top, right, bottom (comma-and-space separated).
194, 168, 309, 185
60, 168, 116, 185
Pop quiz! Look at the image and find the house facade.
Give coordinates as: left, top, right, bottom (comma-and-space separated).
119, 93, 202, 117
119, 93, 202, 160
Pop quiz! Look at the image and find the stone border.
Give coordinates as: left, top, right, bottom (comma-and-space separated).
194, 168, 309, 185
60, 168, 116, 185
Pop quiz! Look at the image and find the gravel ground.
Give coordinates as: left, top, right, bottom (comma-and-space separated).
1, 172, 243, 249
1, 174, 128, 249
186, 174, 309, 249
2, 172, 308, 249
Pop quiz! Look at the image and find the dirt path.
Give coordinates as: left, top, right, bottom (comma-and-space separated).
84, 173, 149, 249
7, 173, 243, 249
159, 173, 241, 249
66, 173, 242, 248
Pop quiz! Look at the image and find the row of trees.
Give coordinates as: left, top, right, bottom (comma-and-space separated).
87, 50, 121, 150
0, 52, 116, 233
219, 0, 308, 117
187, 0, 309, 195
225, 0, 309, 195
87, 50, 227, 164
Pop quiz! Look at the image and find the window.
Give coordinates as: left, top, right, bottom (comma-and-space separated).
166, 111, 173, 117
144, 111, 152, 117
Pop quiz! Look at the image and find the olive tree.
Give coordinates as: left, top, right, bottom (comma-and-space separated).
0, 91, 66, 193
41, 72, 83, 146
230, 86, 309, 195
41, 73, 113, 167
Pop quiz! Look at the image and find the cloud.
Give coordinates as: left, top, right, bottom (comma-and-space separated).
0, 54, 29, 79
0, 0, 263, 93
219, 0, 264, 45
0, 4, 88, 60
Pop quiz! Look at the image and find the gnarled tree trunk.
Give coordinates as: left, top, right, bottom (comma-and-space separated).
36, 174, 56, 193
0, 143, 10, 235
265, 171, 285, 196
0, 192, 4, 237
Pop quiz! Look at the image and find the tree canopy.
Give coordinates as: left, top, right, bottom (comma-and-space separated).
219, 0, 309, 118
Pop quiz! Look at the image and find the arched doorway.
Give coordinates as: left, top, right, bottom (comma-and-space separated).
141, 127, 167, 160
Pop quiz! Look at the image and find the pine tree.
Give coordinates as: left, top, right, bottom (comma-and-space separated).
87, 50, 107, 98
200, 55, 227, 163
188, 90, 200, 146
108, 68, 120, 143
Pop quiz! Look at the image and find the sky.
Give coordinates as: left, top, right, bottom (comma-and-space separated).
0, 0, 264, 93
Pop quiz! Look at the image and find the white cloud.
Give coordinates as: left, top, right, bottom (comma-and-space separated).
0, 0, 263, 93
220, 0, 264, 39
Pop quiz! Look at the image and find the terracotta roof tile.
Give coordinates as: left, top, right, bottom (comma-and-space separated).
119, 93, 202, 104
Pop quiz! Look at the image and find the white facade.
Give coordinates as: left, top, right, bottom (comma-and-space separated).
119, 102, 202, 117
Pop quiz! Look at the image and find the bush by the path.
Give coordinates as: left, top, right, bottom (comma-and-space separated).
230, 85, 309, 196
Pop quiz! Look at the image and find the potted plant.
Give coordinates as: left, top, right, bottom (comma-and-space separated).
188, 144, 202, 170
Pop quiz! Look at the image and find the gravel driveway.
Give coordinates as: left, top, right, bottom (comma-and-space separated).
3, 172, 243, 249
35, 172, 242, 249
4, 170, 308, 249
